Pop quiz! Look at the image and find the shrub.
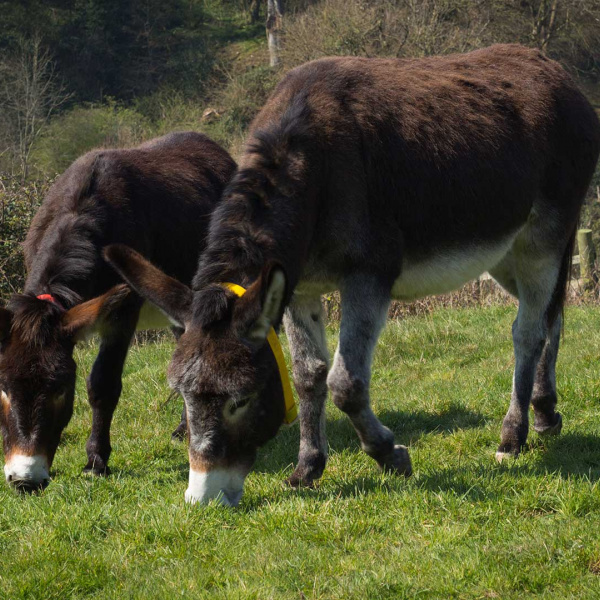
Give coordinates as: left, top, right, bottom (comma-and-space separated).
0, 174, 53, 297
31, 101, 150, 176
281, 0, 489, 67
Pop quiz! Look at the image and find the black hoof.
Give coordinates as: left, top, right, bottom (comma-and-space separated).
171, 426, 186, 442
534, 412, 563, 436
377, 445, 412, 477
83, 462, 111, 477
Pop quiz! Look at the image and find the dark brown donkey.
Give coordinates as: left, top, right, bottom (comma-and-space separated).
106, 45, 600, 506
0, 132, 235, 491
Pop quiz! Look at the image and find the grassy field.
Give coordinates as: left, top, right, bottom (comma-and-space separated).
1, 305, 600, 599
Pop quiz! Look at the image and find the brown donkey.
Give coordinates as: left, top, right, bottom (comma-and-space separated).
107, 45, 600, 506
0, 132, 235, 491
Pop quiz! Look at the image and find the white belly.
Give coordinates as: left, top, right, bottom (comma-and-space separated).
136, 301, 172, 331
392, 235, 518, 301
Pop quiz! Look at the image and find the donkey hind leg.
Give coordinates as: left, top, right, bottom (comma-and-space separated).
531, 315, 563, 436
494, 253, 562, 461
170, 325, 188, 441
84, 300, 141, 475
490, 262, 563, 442
283, 295, 330, 487
327, 275, 412, 476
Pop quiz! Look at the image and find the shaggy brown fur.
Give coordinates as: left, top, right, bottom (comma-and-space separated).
108, 45, 600, 505
0, 132, 235, 489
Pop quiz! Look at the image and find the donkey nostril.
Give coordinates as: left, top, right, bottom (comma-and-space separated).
7, 474, 13, 482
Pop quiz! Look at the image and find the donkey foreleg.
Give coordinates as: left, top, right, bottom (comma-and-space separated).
169, 325, 188, 441
84, 301, 141, 475
327, 275, 412, 477
283, 295, 329, 487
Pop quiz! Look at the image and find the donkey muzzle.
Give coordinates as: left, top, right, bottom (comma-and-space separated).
4, 454, 50, 492
185, 467, 246, 507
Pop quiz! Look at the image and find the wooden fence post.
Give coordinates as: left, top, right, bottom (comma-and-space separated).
577, 228, 596, 289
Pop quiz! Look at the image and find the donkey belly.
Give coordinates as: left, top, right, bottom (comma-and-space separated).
392, 233, 519, 301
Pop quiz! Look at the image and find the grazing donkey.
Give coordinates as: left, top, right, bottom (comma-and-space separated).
106, 45, 600, 506
0, 132, 235, 491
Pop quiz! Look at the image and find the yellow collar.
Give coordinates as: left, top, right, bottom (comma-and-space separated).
222, 282, 297, 425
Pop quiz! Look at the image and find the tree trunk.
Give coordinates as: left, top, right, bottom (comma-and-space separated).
250, 0, 262, 24
266, 0, 283, 67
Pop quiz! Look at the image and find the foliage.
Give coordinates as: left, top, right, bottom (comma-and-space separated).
0, 174, 52, 297
0, 35, 71, 177
0, 0, 212, 103
2, 307, 600, 597
281, 0, 490, 66
281, 0, 600, 73
31, 101, 150, 175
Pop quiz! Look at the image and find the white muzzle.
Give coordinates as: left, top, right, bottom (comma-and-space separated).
4, 454, 50, 489
185, 467, 246, 507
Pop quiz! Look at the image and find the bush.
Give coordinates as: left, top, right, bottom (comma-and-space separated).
0, 174, 53, 297
31, 101, 150, 176
281, 0, 489, 67
200, 65, 279, 155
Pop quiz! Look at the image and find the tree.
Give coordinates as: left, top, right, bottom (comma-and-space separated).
267, 0, 284, 67
0, 35, 71, 178
250, 0, 262, 23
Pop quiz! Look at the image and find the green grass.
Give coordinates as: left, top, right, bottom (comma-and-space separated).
2, 305, 600, 599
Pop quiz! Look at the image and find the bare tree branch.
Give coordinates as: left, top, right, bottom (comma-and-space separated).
0, 35, 72, 179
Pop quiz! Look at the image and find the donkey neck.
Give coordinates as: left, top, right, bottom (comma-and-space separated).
193, 158, 320, 295
23, 212, 99, 308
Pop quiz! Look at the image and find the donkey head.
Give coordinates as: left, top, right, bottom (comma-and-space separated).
0, 286, 131, 491
105, 244, 288, 507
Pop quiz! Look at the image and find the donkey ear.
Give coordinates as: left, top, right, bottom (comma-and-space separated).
0, 307, 13, 343
243, 263, 287, 345
103, 244, 192, 328
61, 284, 133, 341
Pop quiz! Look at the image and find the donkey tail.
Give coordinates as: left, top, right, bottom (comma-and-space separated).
546, 228, 577, 330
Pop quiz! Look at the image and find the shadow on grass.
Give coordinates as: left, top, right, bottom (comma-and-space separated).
413, 432, 600, 503
255, 402, 487, 474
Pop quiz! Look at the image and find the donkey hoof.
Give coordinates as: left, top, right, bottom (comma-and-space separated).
171, 427, 186, 443
495, 449, 519, 463
495, 451, 513, 463
380, 445, 412, 477
286, 472, 316, 489
83, 462, 111, 477
534, 412, 563, 437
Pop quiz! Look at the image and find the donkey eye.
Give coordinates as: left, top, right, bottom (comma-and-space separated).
228, 394, 255, 415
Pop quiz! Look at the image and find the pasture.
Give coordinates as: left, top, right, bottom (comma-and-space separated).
1, 304, 600, 599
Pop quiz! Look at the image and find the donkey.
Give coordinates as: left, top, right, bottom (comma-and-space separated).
0, 132, 235, 491
106, 45, 600, 506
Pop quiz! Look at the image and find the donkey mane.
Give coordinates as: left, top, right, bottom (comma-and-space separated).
26, 211, 100, 306
23, 156, 103, 307
192, 96, 315, 295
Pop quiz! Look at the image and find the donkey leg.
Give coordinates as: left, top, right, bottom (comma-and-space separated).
84, 303, 140, 475
496, 259, 559, 460
532, 315, 563, 436
170, 325, 188, 441
283, 294, 330, 487
327, 275, 412, 476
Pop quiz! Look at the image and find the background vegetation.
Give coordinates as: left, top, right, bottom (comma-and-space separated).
1, 1, 600, 297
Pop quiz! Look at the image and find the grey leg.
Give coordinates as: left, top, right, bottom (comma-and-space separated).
284, 294, 330, 487
327, 274, 412, 476
496, 256, 559, 459
531, 315, 563, 435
